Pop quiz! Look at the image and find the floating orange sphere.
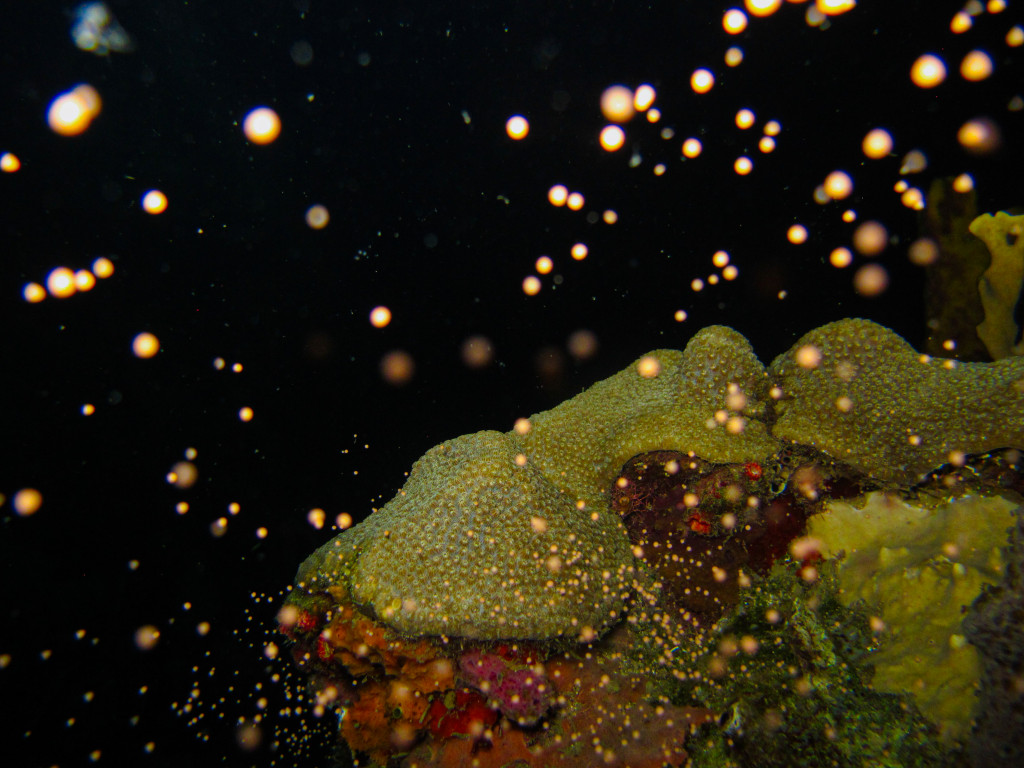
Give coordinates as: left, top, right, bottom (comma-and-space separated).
369, 306, 392, 328
47, 84, 102, 136
690, 69, 715, 94
910, 54, 946, 88
600, 85, 635, 123
505, 115, 529, 140
132, 332, 160, 359
242, 107, 282, 144
599, 125, 625, 152
142, 190, 168, 214
862, 128, 893, 159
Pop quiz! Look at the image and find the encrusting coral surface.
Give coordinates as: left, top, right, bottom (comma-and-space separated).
282, 317, 1024, 767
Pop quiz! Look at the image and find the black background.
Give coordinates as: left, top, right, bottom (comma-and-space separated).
1, 1, 1021, 766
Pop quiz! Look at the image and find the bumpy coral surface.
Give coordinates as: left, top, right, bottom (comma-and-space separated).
770, 318, 1024, 483
299, 430, 635, 639
518, 325, 779, 510
284, 318, 1024, 766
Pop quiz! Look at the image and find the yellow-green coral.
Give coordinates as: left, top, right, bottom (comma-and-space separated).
518, 325, 778, 511
349, 430, 634, 638
808, 490, 1018, 740
770, 318, 1024, 483
971, 211, 1024, 360
295, 318, 1024, 643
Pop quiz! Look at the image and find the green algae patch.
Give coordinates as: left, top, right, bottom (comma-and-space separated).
680, 565, 954, 768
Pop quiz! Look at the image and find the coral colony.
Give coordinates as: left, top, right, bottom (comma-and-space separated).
281, 319, 1024, 766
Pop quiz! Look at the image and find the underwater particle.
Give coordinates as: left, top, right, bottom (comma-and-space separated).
746, 0, 782, 15
599, 124, 625, 151
460, 335, 494, 368
691, 68, 715, 93
908, 237, 939, 266
734, 155, 753, 175
1008, 25, 1024, 46
521, 275, 541, 295
380, 349, 415, 385
952, 173, 975, 192
336, 512, 353, 529
723, 8, 748, 34
304, 204, 329, 229
71, 2, 133, 55
307, 508, 326, 529
505, 115, 529, 139
830, 247, 853, 268
369, 305, 392, 328
566, 191, 584, 210
141, 190, 168, 215
13, 488, 43, 516
735, 108, 756, 129
817, 0, 857, 14
633, 83, 656, 110
47, 84, 101, 136
46, 267, 76, 298
547, 184, 568, 206
910, 53, 947, 88
852, 220, 887, 255
571, 242, 588, 260
957, 117, 1002, 154
852, 263, 889, 296
795, 344, 822, 369
134, 625, 160, 650
951, 10, 972, 33
862, 127, 893, 158
167, 461, 198, 490
535, 255, 553, 274
600, 85, 635, 122
92, 257, 114, 278
787, 224, 808, 244
567, 329, 598, 360
131, 332, 160, 359
824, 170, 853, 200
960, 49, 994, 81
242, 107, 281, 145
682, 137, 703, 157
725, 45, 744, 66
0, 152, 21, 172
901, 186, 925, 210
636, 355, 661, 378
235, 723, 262, 751
238, 407, 254, 422
74, 270, 95, 292
900, 148, 928, 173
